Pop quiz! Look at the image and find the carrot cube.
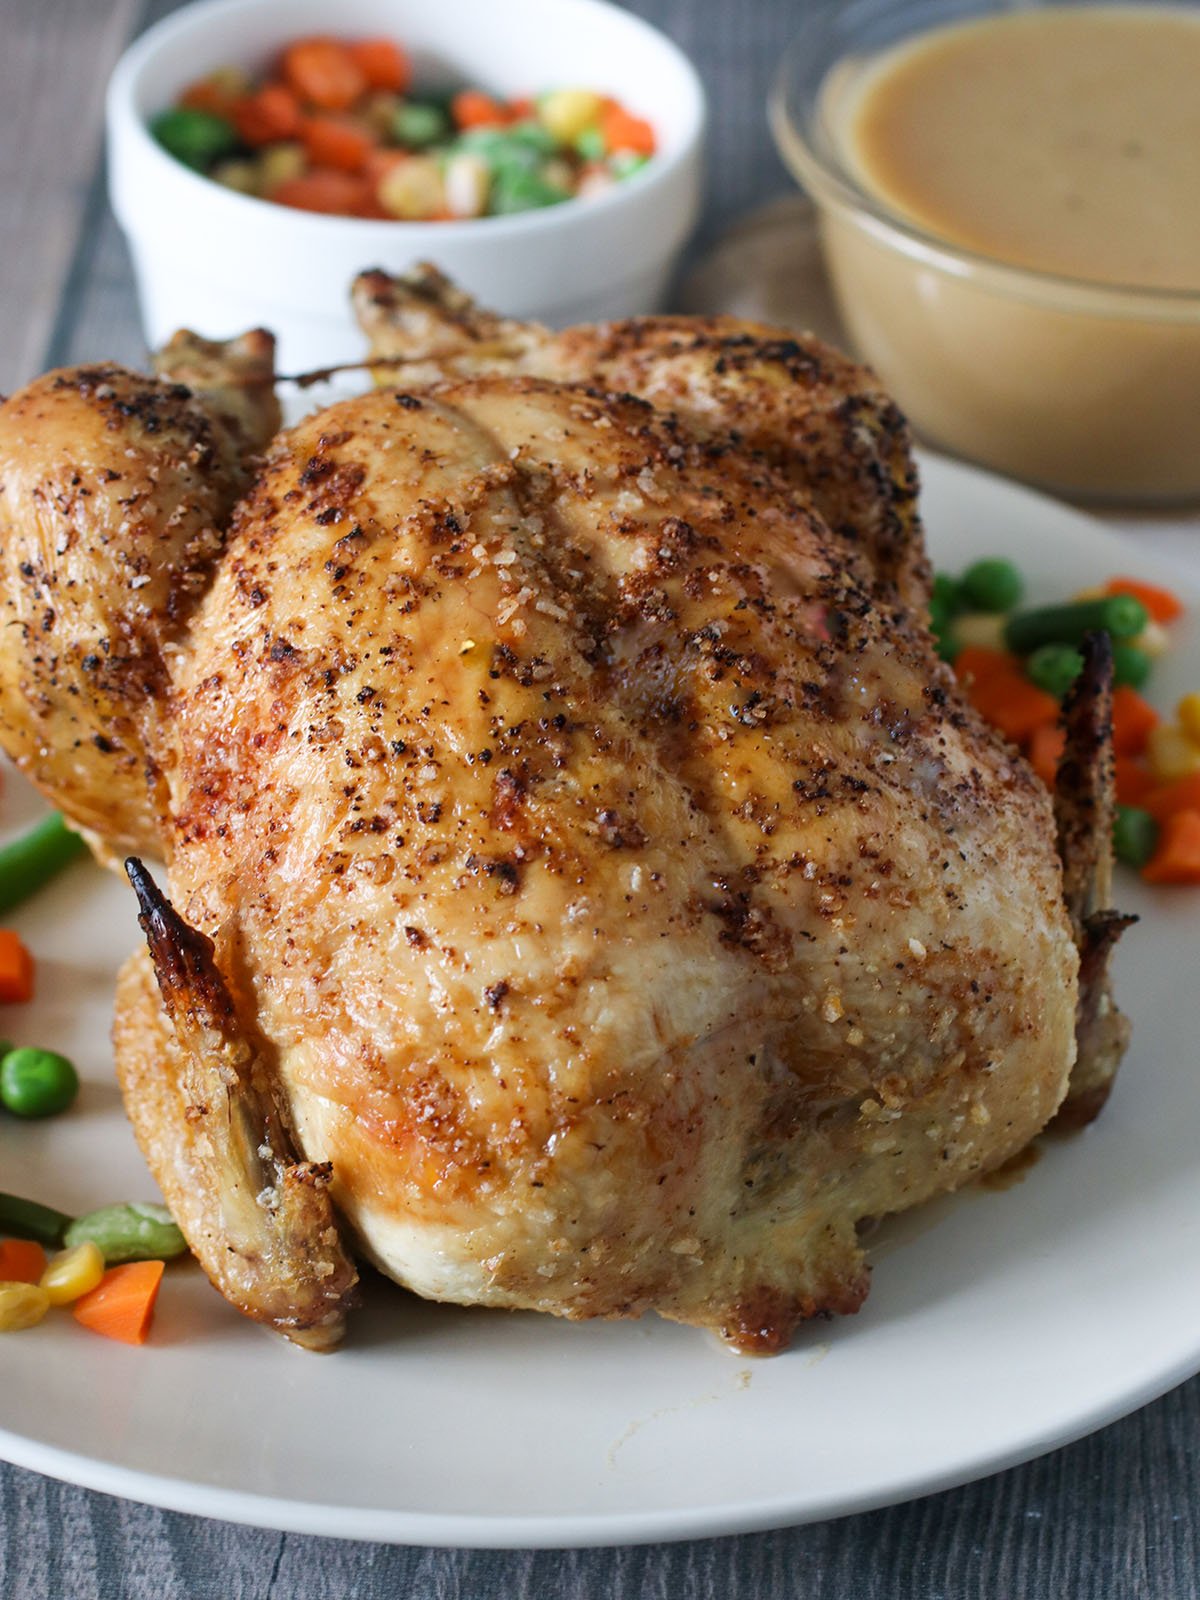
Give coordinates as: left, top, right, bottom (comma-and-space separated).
0, 931, 34, 1004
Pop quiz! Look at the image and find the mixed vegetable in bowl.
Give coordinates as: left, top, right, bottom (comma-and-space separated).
150, 33, 658, 219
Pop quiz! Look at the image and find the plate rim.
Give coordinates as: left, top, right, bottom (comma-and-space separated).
3, 1340, 1199, 1547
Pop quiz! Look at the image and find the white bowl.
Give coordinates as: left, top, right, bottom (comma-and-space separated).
107, 0, 706, 371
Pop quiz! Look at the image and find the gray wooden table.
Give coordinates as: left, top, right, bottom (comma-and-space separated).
3, 2, 1200, 1595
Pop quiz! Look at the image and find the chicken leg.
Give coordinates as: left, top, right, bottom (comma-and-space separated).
119, 859, 357, 1349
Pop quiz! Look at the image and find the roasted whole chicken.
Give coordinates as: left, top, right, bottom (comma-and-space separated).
0, 269, 1131, 1353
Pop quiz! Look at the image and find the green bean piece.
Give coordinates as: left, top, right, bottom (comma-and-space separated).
1004, 595, 1148, 655
960, 558, 1024, 614
1113, 805, 1159, 868
0, 813, 87, 915
0, 1192, 71, 1247
1112, 642, 1152, 691
391, 100, 450, 148
1026, 643, 1085, 699
150, 107, 239, 172
64, 1202, 187, 1265
0, 1047, 79, 1119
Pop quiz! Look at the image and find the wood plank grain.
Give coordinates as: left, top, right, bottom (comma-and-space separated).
3, 1377, 1200, 1598
0, 0, 142, 390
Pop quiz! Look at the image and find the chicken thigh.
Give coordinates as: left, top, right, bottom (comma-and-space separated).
0, 279, 1128, 1351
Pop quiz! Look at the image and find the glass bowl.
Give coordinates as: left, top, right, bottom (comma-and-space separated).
769, 0, 1200, 505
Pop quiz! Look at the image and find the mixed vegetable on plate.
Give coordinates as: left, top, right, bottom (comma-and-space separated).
934, 562, 1200, 882
0, 804, 184, 1342
150, 33, 657, 220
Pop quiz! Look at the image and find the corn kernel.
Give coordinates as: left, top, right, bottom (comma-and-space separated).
207, 65, 252, 101
377, 156, 444, 219
0, 1281, 51, 1331
1147, 723, 1200, 783
211, 160, 261, 196
1133, 620, 1170, 660
40, 1241, 105, 1306
1177, 693, 1200, 747
538, 89, 603, 144
444, 153, 490, 219
258, 142, 307, 193
1071, 585, 1107, 603
953, 612, 1008, 651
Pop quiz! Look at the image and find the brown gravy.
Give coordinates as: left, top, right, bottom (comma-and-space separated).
845, 7, 1200, 291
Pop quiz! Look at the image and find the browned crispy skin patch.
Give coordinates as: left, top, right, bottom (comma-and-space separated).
721, 1271, 872, 1356
350, 264, 927, 608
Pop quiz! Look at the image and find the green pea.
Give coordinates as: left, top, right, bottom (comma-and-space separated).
391, 100, 450, 149
0, 1047, 79, 1119
1025, 643, 1085, 699
150, 107, 239, 172
64, 1202, 186, 1265
1113, 805, 1159, 868
1112, 642, 1152, 691
574, 126, 606, 161
960, 558, 1024, 614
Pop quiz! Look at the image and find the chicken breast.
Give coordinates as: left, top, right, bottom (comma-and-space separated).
0, 282, 1126, 1352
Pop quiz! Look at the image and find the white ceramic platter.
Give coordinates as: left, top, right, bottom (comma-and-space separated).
1, 452, 1198, 1547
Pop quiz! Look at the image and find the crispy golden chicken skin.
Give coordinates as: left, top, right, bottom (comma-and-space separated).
0, 280, 1129, 1351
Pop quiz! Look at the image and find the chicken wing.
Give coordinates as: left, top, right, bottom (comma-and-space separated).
0, 331, 278, 858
